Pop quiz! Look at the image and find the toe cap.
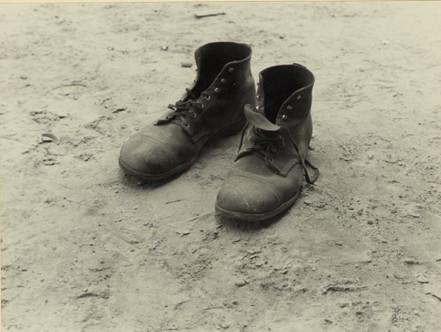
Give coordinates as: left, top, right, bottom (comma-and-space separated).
216, 175, 281, 214
119, 133, 181, 176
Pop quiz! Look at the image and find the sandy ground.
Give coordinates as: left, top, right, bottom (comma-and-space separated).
1, 2, 441, 332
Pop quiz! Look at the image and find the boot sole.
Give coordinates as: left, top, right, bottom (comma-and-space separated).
215, 191, 301, 222
119, 117, 246, 182
119, 157, 196, 181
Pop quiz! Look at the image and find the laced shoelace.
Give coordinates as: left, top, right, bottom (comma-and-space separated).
160, 89, 212, 126
236, 125, 319, 184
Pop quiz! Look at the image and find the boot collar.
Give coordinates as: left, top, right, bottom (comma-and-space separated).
176, 42, 252, 106
193, 42, 252, 92
157, 42, 252, 139
194, 42, 252, 68
246, 64, 314, 131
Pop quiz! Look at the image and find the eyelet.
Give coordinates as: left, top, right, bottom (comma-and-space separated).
228, 67, 235, 73
220, 78, 227, 84
296, 95, 302, 100
214, 87, 220, 93
205, 95, 211, 100
286, 105, 293, 111
281, 114, 288, 120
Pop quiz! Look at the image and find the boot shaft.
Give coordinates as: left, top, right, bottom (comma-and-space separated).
188, 42, 256, 141
155, 42, 256, 141
238, 64, 315, 176
193, 42, 254, 97
257, 63, 314, 128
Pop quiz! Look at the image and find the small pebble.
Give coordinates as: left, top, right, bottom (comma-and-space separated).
181, 62, 193, 68
415, 273, 429, 284
403, 258, 420, 265
112, 108, 127, 113
41, 133, 57, 143
234, 279, 248, 287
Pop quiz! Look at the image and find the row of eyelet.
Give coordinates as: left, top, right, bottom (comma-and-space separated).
281, 95, 303, 120
181, 67, 236, 127
192, 67, 235, 115
210, 67, 234, 96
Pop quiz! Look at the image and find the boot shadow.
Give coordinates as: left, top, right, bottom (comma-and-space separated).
118, 167, 188, 189
214, 208, 291, 231
118, 133, 241, 189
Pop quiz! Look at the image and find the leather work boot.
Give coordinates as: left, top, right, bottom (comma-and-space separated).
119, 42, 255, 181
215, 64, 319, 222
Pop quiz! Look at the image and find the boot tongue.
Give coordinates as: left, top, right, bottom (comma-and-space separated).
244, 104, 280, 132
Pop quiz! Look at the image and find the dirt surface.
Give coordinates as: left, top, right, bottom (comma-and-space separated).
1, 2, 441, 332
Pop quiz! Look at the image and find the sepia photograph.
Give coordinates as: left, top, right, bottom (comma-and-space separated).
1, 1, 441, 331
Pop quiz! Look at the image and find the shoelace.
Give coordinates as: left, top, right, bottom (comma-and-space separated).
236, 125, 320, 184
159, 89, 212, 126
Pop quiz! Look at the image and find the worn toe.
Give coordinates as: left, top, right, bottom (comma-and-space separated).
119, 133, 180, 177
216, 174, 281, 214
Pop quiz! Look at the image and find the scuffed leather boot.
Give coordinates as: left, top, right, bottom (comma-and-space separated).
215, 64, 319, 222
119, 42, 255, 181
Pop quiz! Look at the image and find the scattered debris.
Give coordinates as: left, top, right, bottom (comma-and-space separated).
76, 153, 93, 162
165, 199, 184, 204
415, 273, 429, 284
234, 278, 248, 287
40, 133, 57, 143
53, 81, 87, 90
180, 62, 193, 68
340, 155, 352, 162
76, 290, 109, 300
360, 256, 372, 264
42, 157, 58, 166
84, 116, 109, 135
112, 107, 127, 113
177, 230, 191, 237
88, 266, 111, 273
403, 258, 421, 265
338, 301, 350, 308
321, 280, 367, 295
246, 249, 261, 255
426, 291, 441, 302
183, 212, 213, 223
383, 154, 403, 165
194, 12, 226, 19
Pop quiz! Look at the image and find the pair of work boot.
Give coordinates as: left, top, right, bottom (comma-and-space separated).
119, 42, 319, 222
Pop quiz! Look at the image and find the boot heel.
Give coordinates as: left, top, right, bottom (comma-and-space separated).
218, 116, 247, 137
